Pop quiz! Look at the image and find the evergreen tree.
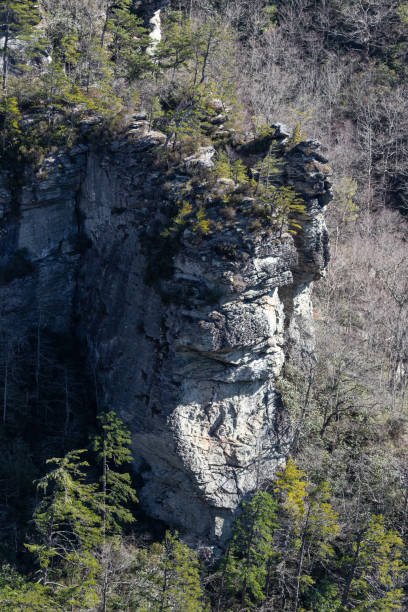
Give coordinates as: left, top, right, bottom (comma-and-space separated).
286, 109, 312, 148
193, 204, 211, 235
100, 0, 119, 48
0, 564, 54, 612
259, 184, 307, 237
0, 1, 38, 155
130, 531, 205, 612
156, 531, 205, 612
214, 151, 248, 185
255, 144, 285, 190
162, 200, 193, 237
26, 450, 102, 610
274, 193, 305, 237
158, 83, 211, 152
223, 491, 278, 609
271, 460, 340, 611
154, 11, 194, 80
107, 1, 152, 82
213, 151, 232, 180
339, 515, 406, 611
92, 410, 138, 612
0, 94, 21, 154
287, 122, 303, 148
92, 410, 138, 538
274, 458, 308, 532
293, 481, 340, 611
253, 147, 308, 237
189, 19, 221, 85
0, 0, 39, 92
40, 1, 122, 122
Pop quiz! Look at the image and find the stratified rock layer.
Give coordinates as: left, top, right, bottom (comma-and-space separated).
0, 124, 331, 544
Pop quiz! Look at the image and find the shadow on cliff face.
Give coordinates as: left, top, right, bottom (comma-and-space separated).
0, 248, 35, 285
0, 325, 96, 563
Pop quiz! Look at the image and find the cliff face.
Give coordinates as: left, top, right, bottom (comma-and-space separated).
0, 121, 331, 544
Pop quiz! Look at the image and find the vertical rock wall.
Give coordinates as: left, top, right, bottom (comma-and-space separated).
76, 126, 331, 543
0, 123, 331, 544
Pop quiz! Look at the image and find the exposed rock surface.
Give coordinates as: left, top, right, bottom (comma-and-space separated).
136, 0, 169, 23
184, 146, 216, 173
0, 123, 331, 545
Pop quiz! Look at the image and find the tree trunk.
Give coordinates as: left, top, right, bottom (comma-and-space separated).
241, 501, 261, 608
294, 506, 311, 612
35, 319, 41, 407
103, 447, 107, 541
100, 4, 111, 48
159, 550, 169, 612
200, 32, 214, 84
102, 557, 108, 612
215, 542, 230, 612
1, 8, 11, 153
292, 370, 314, 454
63, 368, 70, 446
2, 8, 10, 92
3, 355, 8, 426
340, 531, 363, 610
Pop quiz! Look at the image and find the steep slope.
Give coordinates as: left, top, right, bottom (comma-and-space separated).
0, 121, 331, 544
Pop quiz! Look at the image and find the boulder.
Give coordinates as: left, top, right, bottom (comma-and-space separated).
184, 146, 216, 173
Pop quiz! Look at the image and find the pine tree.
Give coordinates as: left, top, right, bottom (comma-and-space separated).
255, 144, 285, 190
131, 531, 205, 612
159, 81, 213, 152
286, 108, 313, 149
100, 0, 119, 48
0, 564, 55, 612
190, 19, 221, 85
158, 531, 205, 611
214, 151, 232, 180
274, 458, 308, 531
0, 0, 39, 92
287, 122, 303, 148
231, 159, 249, 185
253, 147, 307, 237
92, 410, 138, 538
0, 1, 38, 156
39, 59, 71, 128
273, 185, 308, 237
154, 11, 194, 80
223, 491, 278, 609
92, 410, 138, 612
340, 515, 406, 611
162, 200, 193, 237
271, 460, 340, 611
214, 152, 248, 185
26, 450, 102, 609
107, 1, 152, 82
293, 481, 340, 611
193, 204, 211, 235
0, 94, 21, 155
39, 1, 122, 123
255, 182, 307, 237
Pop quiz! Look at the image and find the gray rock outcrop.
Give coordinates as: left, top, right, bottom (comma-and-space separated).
0, 124, 331, 545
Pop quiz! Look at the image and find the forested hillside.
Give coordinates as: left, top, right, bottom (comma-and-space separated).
0, 0, 408, 610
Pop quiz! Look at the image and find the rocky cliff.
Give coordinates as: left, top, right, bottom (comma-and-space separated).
0, 119, 331, 545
